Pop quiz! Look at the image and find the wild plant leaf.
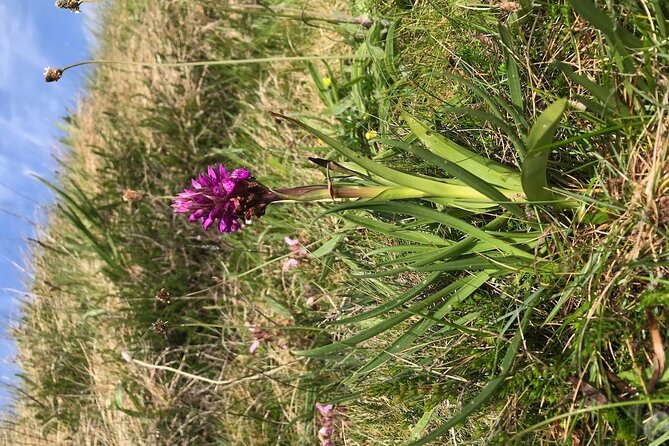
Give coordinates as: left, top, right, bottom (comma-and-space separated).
384, 20, 400, 80
114, 385, 144, 418
439, 106, 527, 158
380, 135, 524, 217
275, 113, 497, 203
402, 114, 523, 192
409, 255, 532, 274
553, 61, 628, 117
338, 202, 535, 260
443, 72, 528, 130
650, 0, 667, 38
498, 24, 523, 112
410, 405, 437, 441
341, 213, 451, 246
264, 295, 292, 318
346, 272, 490, 383
351, 45, 367, 113
367, 245, 435, 256
376, 243, 497, 267
410, 214, 510, 267
328, 272, 442, 325
307, 62, 334, 107
566, 0, 642, 74
293, 276, 463, 357
521, 99, 567, 202
311, 234, 345, 258
409, 290, 542, 445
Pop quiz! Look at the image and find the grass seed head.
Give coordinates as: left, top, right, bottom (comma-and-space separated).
55, 0, 82, 13
44, 67, 63, 82
122, 188, 144, 202
149, 319, 168, 334
155, 288, 171, 305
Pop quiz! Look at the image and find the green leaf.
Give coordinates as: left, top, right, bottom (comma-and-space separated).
294, 279, 461, 357
439, 106, 527, 157
264, 296, 292, 318
410, 405, 437, 441
334, 202, 535, 260
82, 309, 107, 319
274, 113, 497, 204
328, 272, 442, 325
114, 385, 144, 418
409, 289, 542, 445
384, 20, 400, 80
566, 0, 642, 74
381, 134, 524, 217
521, 99, 567, 202
553, 61, 628, 117
403, 113, 523, 192
498, 24, 523, 112
347, 272, 490, 383
311, 234, 345, 258
341, 213, 451, 246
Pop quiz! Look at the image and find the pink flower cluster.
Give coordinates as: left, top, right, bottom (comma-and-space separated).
245, 322, 271, 354
315, 402, 335, 446
282, 235, 309, 271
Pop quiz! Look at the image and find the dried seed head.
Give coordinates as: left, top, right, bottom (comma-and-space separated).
150, 319, 168, 334
122, 188, 144, 202
44, 67, 63, 83
498, 1, 520, 12
55, 0, 82, 13
155, 288, 171, 305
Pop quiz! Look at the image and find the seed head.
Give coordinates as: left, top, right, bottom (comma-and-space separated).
155, 288, 171, 305
498, 1, 520, 12
122, 188, 144, 203
55, 0, 82, 13
173, 164, 276, 233
150, 319, 168, 334
44, 67, 63, 83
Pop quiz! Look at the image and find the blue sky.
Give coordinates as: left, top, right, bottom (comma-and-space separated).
0, 0, 95, 407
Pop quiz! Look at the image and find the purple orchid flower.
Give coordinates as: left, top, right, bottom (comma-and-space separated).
173, 164, 276, 233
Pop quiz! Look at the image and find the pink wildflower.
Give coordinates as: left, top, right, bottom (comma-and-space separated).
315, 403, 333, 416
245, 322, 270, 354
282, 258, 300, 271
249, 340, 261, 354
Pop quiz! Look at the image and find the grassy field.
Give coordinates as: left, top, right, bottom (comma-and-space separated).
4, 0, 669, 444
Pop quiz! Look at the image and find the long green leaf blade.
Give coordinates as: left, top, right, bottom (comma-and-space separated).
521, 99, 567, 202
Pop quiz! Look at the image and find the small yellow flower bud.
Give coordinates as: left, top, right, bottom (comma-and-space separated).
365, 130, 378, 141
322, 77, 332, 88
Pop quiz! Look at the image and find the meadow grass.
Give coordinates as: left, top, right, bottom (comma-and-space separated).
4, 0, 669, 445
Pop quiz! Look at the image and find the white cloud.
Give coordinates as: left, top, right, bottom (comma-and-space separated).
0, 3, 46, 89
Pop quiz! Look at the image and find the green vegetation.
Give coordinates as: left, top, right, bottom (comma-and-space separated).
4, 0, 669, 444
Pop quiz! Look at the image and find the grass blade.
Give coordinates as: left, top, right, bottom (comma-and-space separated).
498, 24, 523, 112
346, 271, 490, 383
409, 289, 542, 446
